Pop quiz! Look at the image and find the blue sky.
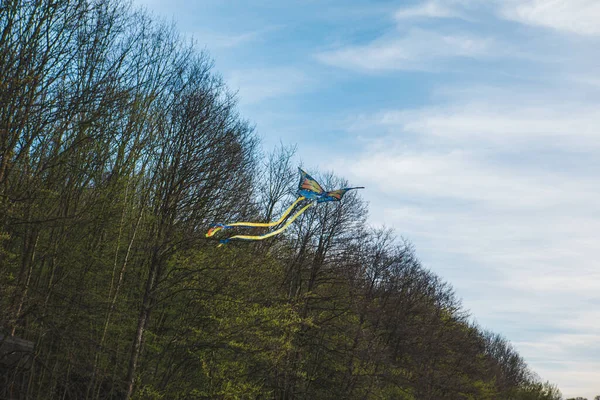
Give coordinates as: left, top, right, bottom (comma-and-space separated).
134, 0, 600, 397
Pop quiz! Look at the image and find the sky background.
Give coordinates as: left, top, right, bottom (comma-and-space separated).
133, 0, 600, 397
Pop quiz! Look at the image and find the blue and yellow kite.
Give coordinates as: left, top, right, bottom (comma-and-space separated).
206, 168, 364, 245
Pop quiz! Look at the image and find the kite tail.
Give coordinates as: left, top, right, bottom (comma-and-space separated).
218, 201, 315, 245
206, 196, 306, 238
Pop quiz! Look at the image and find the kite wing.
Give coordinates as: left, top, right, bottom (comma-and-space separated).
318, 187, 365, 203
297, 168, 325, 200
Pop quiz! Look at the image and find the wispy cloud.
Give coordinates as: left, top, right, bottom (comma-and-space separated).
394, 0, 463, 20
366, 100, 600, 151
500, 0, 600, 36
316, 29, 493, 72
343, 147, 598, 210
515, 317, 600, 394
194, 25, 282, 49
226, 67, 313, 105
198, 31, 264, 49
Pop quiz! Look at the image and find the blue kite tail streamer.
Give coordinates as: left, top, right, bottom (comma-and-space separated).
217, 238, 230, 248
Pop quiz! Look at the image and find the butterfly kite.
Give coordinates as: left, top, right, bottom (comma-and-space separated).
206, 168, 364, 245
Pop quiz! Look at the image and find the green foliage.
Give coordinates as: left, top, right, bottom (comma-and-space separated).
513, 381, 563, 400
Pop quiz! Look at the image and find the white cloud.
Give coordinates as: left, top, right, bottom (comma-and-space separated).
536, 365, 600, 400
196, 30, 265, 49
343, 147, 600, 263
501, 0, 600, 36
316, 29, 493, 72
192, 25, 283, 49
515, 327, 600, 398
133, 0, 282, 49
569, 75, 600, 88
395, 1, 462, 20
370, 101, 600, 150
344, 149, 595, 209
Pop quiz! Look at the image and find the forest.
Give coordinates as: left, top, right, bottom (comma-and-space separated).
0, 0, 565, 398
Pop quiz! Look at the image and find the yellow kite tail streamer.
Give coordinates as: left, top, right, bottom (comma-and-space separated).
217, 201, 315, 246
206, 196, 306, 237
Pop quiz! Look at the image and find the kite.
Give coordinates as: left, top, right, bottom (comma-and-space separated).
206, 167, 364, 245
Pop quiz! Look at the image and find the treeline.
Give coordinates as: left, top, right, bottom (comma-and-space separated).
0, 0, 562, 399
567, 397, 600, 400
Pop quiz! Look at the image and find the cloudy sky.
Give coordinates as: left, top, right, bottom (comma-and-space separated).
134, 0, 600, 397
